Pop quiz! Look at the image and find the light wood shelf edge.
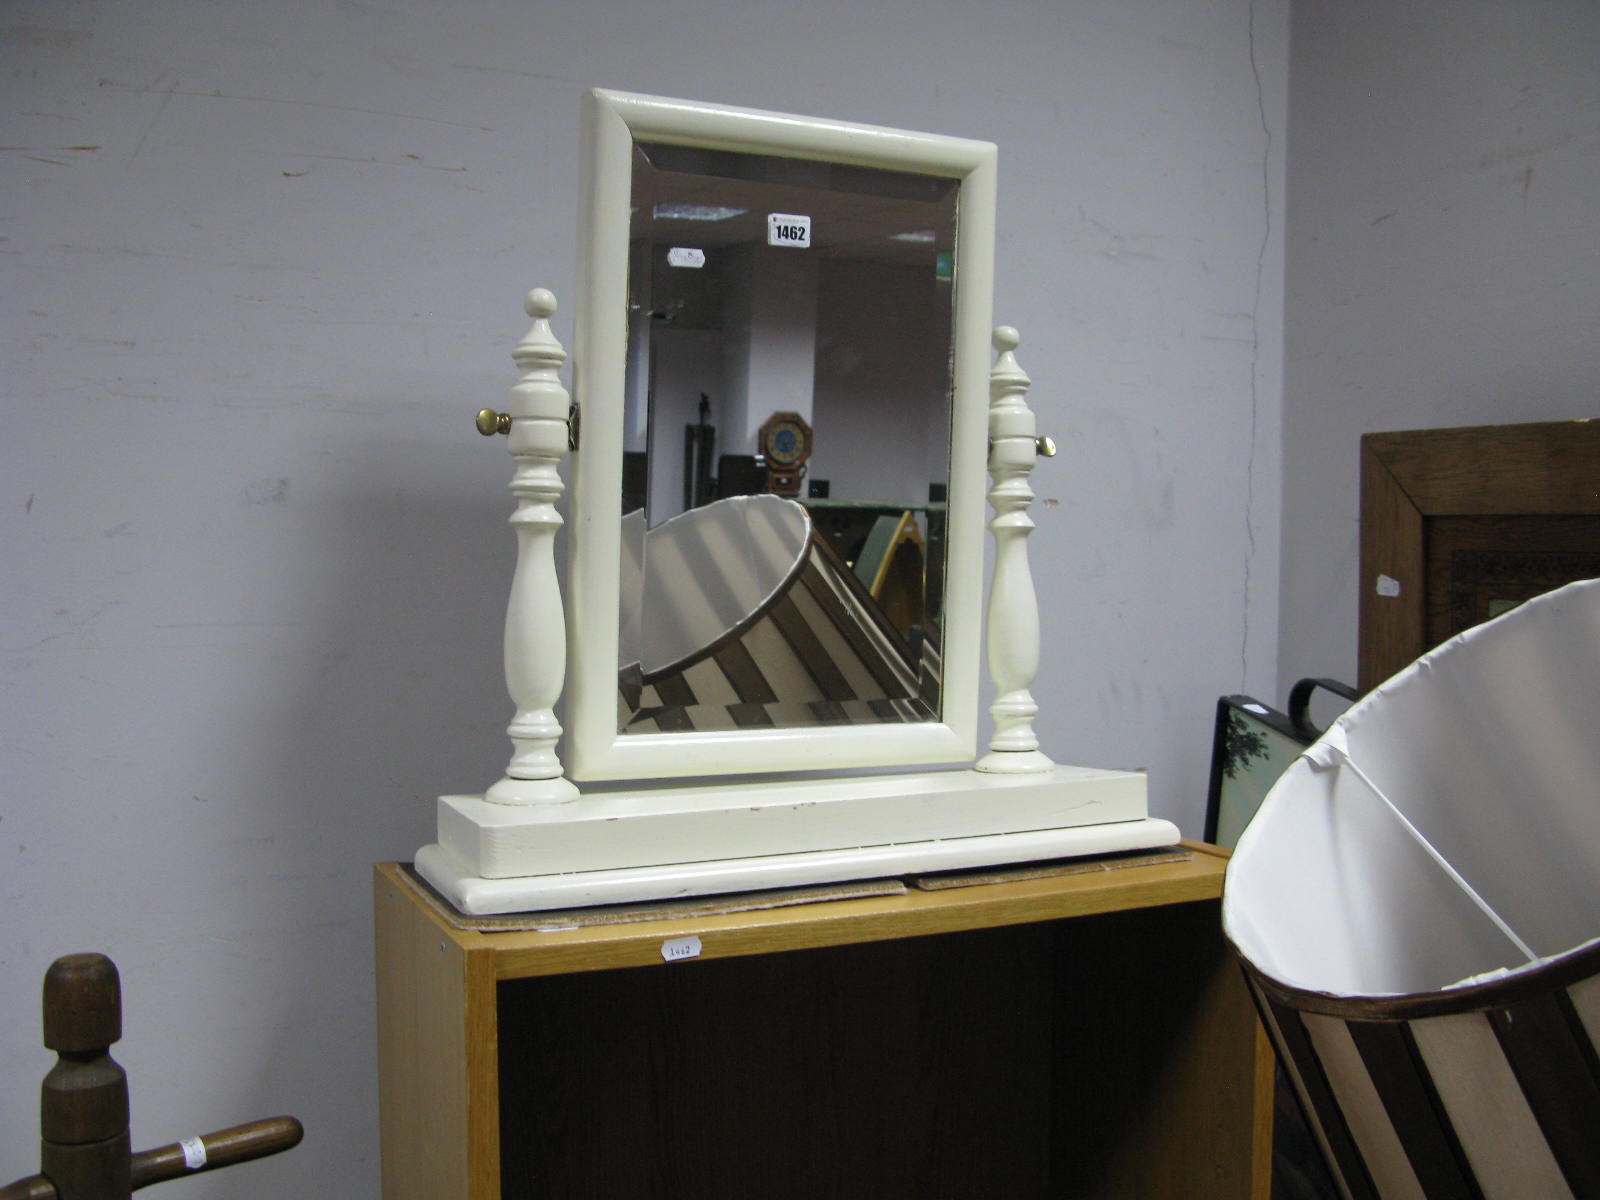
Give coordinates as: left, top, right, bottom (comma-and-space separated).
377, 840, 1229, 981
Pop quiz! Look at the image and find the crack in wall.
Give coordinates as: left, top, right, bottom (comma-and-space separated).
1242, 0, 1273, 691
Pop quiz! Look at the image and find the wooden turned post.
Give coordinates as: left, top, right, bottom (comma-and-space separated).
485, 289, 580, 806
976, 326, 1055, 774
39, 954, 131, 1200
4, 956, 303, 1200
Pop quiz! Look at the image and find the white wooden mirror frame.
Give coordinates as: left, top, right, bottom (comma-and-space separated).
569, 89, 992, 781
415, 92, 1178, 914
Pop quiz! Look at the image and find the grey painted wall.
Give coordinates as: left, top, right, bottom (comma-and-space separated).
1279, 0, 1600, 694
2, 1, 1285, 1193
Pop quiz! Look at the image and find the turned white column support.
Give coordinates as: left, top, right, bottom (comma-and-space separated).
976, 326, 1056, 774
484, 289, 580, 805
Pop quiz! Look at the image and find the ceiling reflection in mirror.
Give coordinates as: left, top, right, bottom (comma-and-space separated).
616, 141, 959, 735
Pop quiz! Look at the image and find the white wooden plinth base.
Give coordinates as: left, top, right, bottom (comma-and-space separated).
414, 766, 1180, 915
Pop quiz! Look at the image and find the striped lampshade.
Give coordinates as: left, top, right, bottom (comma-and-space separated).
1224, 578, 1600, 1200
618, 494, 938, 734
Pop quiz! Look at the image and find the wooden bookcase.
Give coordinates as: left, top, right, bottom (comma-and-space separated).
374, 843, 1270, 1199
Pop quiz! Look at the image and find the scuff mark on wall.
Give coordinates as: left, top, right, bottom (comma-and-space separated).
0, 145, 99, 166
95, 78, 496, 132
241, 478, 289, 506
19, 605, 112, 651
1478, 132, 1571, 170
1076, 206, 1168, 265
279, 152, 469, 174
1, 26, 91, 49
127, 85, 174, 165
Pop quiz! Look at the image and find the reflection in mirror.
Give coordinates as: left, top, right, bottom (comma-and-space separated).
619, 142, 958, 734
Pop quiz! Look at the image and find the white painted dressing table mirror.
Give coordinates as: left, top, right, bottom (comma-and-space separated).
416, 90, 1177, 914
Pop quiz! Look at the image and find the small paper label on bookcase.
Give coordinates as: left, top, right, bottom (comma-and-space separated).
661, 935, 703, 963
1376, 574, 1402, 598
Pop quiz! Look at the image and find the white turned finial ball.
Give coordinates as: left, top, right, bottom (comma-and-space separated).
993, 326, 1020, 352
525, 288, 557, 318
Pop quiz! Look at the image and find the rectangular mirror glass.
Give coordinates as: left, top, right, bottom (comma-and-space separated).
568, 90, 995, 782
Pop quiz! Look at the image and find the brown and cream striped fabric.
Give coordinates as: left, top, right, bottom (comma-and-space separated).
1242, 943, 1600, 1200
1224, 579, 1600, 1200
620, 516, 939, 734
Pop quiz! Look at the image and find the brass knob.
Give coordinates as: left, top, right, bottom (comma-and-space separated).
1035, 435, 1057, 458
476, 409, 511, 436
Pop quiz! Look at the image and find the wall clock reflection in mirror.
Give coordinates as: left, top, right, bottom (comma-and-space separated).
416, 90, 1177, 914
757, 411, 811, 497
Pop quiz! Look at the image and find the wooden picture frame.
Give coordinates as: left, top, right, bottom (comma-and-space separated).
1359, 419, 1600, 692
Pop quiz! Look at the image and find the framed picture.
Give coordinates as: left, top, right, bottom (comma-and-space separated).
1205, 678, 1358, 850
1359, 420, 1600, 692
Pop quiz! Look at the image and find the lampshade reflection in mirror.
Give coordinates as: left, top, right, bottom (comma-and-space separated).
618, 141, 958, 736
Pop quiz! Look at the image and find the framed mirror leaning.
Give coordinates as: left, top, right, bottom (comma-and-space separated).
567, 89, 996, 781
